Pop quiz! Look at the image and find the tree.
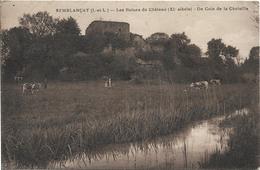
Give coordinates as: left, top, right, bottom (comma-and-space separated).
249, 46, 259, 61
164, 32, 202, 69
63, 52, 103, 80
207, 39, 239, 61
206, 38, 225, 59
56, 17, 81, 36
162, 32, 191, 70
18, 13, 83, 79
223, 45, 239, 69
1, 27, 32, 79
19, 11, 58, 38
170, 32, 191, 49
242, 46, 259, 75
180, 44, 201, 68
53, 17, 82, 67
206, 38, 229, 72
223, 45, 239, 58
108, 55, 137, 80
23, 37, 51, 79
146, 32, 169, 45
206, 39, 242, 82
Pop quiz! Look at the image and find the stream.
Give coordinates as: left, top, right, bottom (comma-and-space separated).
48, 109, 249, 169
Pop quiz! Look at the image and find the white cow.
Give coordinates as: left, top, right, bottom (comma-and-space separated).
190, 81, 208, 90
22, 82, 42, 95
22, 83, 33, 95
32, 83, 42, 93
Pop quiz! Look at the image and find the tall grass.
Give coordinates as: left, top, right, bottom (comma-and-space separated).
199, 104, 259, 169
1, 81, 257, 168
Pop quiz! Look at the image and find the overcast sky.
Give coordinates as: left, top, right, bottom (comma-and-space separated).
1, 1, 259, 58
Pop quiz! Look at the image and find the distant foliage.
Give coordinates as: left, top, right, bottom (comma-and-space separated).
56, 17, 81, 36
207, 39, 226, 60
1, 27, 32, 80
62, 52, 104, 80
1, 11, 258, 83
146, 32, 169, 45
241, 46, 259, 76
19, 11, 58, 38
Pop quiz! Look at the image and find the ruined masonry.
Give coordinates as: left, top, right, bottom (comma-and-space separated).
85, 20, 130, 41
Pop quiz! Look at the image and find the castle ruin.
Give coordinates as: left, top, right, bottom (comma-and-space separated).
85, 20, 130, 41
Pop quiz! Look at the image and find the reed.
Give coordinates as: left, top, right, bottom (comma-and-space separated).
199, 104, 258, 169
1, 81, 256, 168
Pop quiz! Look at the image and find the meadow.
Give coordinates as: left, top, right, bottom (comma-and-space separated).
1, 80, 257, 168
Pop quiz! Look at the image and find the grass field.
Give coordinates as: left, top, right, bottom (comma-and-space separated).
1, 80, 257, 168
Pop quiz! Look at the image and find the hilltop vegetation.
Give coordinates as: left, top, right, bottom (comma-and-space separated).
1, 11, 259, 83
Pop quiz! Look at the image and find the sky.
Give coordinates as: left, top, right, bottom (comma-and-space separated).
1, 1, 259, 59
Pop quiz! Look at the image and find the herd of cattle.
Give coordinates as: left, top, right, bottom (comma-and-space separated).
189, 79, 221, 90
18, 76, 221, 95
22, 82, 43, 95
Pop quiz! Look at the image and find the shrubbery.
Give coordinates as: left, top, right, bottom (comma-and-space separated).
1, 11, 259, 83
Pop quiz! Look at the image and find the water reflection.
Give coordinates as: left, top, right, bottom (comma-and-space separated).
200, 107, 258, 169
49, 115, 231, 169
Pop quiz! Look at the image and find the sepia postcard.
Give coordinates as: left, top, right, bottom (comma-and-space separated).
1, 1, 259, 169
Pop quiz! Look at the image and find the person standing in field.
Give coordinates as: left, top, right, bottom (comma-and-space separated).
108, 78, 112, 87
43, 76, 48, 89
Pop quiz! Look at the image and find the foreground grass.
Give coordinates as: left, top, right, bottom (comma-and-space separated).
199, 103, 259, 169
1, 81, 257, 168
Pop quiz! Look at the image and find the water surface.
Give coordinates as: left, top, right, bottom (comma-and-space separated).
49, 114, 233, 169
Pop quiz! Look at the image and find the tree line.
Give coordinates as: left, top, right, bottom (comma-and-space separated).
1, 11, 259, 83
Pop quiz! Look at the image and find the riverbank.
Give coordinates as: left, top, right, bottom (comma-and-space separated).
200, 104, 259, 169
47, 108, 253, 169
1, 81, 257, 168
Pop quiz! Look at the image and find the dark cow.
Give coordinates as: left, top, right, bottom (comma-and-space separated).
210, 79, 221, 85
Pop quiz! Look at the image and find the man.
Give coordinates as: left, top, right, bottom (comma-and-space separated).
44, 76, 48, 89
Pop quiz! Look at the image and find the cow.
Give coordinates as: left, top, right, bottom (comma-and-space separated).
32, 83, 42, 93
22, 83, 33, 95
210, 79, 221, 85
22, 82, 42, 95
190, 81, 209, 90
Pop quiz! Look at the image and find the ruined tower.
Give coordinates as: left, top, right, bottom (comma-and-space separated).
85, 20, 130, 41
